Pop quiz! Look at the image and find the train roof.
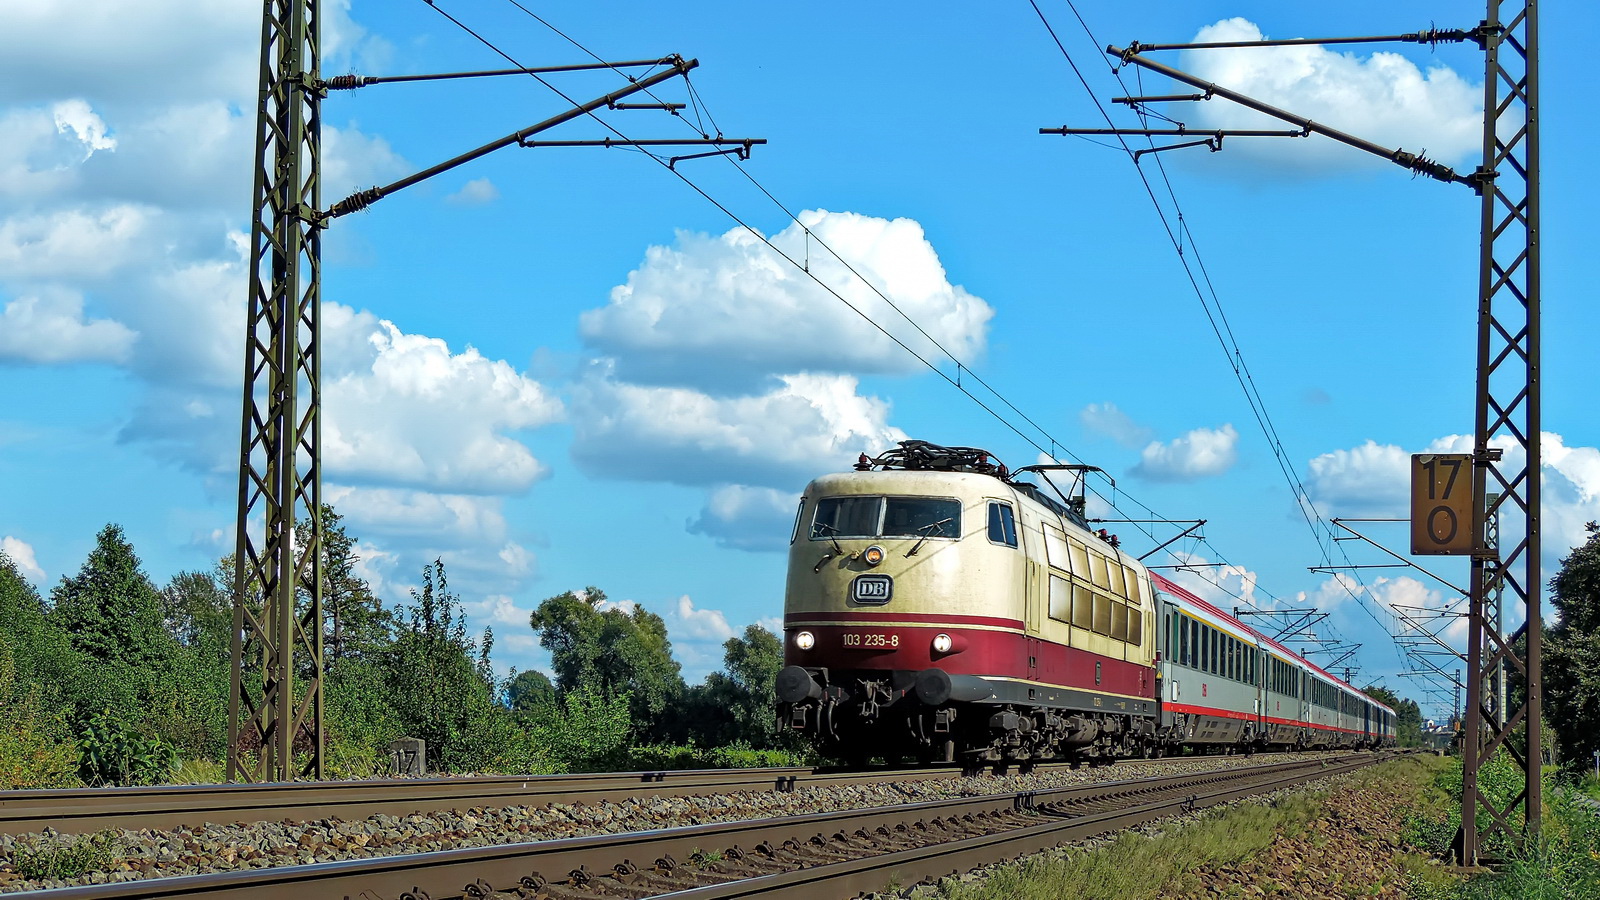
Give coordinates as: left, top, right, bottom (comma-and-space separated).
1150, 572, 1394, 714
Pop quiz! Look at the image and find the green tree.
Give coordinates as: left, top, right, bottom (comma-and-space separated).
383, 560, 522, 772
506, 669, 558, 712
0, 552, 81, 787
160, 570, 231, 666
0, 549, 79, 689
49, 525, 174, 668
294, 505, 390, 664
1546, 521, 1600, 772
528, 587, 685, 738
719, 625, 788, 748
521, 685, 632, 772
1363, 684, 1425, 747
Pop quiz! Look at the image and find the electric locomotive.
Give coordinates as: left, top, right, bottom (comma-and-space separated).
775, 440, 1395, 765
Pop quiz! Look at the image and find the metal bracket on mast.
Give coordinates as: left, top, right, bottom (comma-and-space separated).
232, 3, 763, 783
1039, 3, 1540, 860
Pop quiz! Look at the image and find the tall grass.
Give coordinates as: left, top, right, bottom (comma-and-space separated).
935, 757, 1442, 900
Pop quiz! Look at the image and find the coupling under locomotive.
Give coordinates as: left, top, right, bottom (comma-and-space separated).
775, 440, 1395, 765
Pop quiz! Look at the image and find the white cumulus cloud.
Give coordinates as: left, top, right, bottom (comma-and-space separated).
1307, 431, 1600, 578
1132, 424, 1239, 482
0, 2, 258, 104
1163, 550, 1262, 611
0, 204, 154, 281
1182, 18, 1482, 170
52, 99, 116, 156
0, 536, 46, 584
674, 595, 737, 642
1306, 439, 1411, 517
323, 304, 563, 495
579, 209, 992, 393
571, 371, 904, 490
323, 485, 510, 546
0, 288, 134, 364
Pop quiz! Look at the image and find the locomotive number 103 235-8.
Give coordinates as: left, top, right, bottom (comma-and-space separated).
841, 632, 899, 648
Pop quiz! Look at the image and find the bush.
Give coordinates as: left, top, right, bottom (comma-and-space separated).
77, 713, 179, 786
521, 686, 632, 772
10, 831, 118, 881
608, 742, 815, 772
0, 638, 80, 789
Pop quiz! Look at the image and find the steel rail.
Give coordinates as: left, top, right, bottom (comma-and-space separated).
657, 752, 1392, 898
1, 758, 1164, 836
0, 755, 1214, 836
17, 754, 1387, 899
0, 765, 915, 836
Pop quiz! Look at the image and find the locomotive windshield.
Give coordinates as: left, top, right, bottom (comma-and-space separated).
810, 496, 962, 540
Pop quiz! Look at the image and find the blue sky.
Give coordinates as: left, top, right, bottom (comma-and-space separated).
1, 1, 1594, 719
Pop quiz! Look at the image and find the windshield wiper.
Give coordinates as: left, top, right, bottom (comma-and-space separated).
905, 517, 954, 557
812, 521, 845, 570
812, 521, 845, 554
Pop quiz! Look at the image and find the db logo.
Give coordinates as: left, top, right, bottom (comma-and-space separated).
1202, 684, 1208, 697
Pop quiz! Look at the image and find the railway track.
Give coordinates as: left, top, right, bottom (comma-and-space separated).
0, 759, 1149, 837
0, 765, 924, 837
17, 752, 1392, 899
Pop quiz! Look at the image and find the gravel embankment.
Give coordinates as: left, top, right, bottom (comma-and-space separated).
0, 753, 1336, 893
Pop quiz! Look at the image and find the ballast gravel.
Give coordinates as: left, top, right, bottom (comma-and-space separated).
0, 752, 1339, 893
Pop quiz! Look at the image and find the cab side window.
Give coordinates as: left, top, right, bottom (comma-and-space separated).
986, 502, 1017, 547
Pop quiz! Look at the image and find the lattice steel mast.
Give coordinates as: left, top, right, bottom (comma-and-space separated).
1460, 0, 1539, 865
231, 0, 325, 782
1040, 1, 1540, 861
231, 2, 763, 781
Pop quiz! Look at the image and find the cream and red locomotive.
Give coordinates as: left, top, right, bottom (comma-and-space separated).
775, 441, 1395, 764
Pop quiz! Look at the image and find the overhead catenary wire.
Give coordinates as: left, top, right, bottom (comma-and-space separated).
1033, 0, 1438, 682
463, 0, 1354, 647
417, 0, 1379, 676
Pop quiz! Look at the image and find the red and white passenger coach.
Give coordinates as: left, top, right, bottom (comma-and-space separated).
775, 441, 1395, 765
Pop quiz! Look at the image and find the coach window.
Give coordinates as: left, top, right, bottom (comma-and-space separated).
1092, 592, 1113, 636
1048, 575, 1071, 621
1110, 601, 1129, 641
1089, 552, 1110, 588
1211, 630, 1221, 676
882, 497, 962, 538
987, 502, 1018, 547
1169, 612, 1179, 660
1072, 584, 1094, 630
1069, 540, 1090, 577
1044, 526, 1070, 569
1179, 617, 1191, 666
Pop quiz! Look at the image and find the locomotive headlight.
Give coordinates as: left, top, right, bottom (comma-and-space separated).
862, 545, 885, 566
932, 632, 954, 654
795, 630, 816, 650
